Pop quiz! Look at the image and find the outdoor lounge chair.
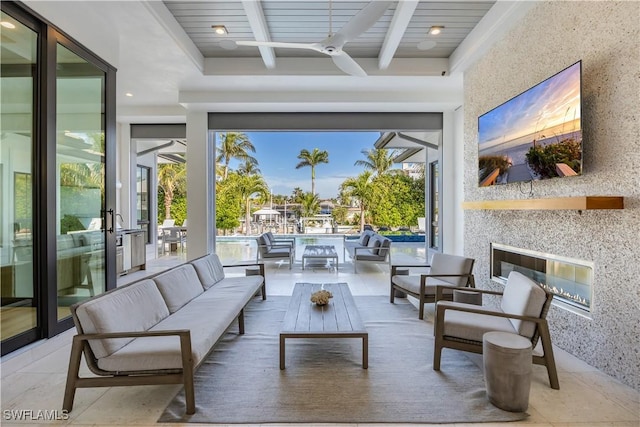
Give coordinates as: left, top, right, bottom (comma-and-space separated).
256, 232, 295, 269
390, 253, 475, 319
433, 270, 559, 389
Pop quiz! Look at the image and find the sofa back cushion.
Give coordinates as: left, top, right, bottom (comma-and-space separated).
153, 264, 204, 313
74, 279, 169, 359
429, 253, 475, 287
190, 253, 225, 289
266, 232, 275, 244
257, 234, 270, 254
358, 230, 373, 245
501, 271, 547, 338
378, 238, 391, 257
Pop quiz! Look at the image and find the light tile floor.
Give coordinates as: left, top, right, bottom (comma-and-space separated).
1, 243, 638, 426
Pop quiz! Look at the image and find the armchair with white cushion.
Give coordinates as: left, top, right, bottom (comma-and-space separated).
433, 270, 559, 389
390, 253, 476, 320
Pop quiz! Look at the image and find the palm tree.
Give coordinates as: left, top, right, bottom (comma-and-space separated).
216, 132, 258, 180
237, 158, 261, 176
231, 173, 269, 235
300, 192, 320, 218
354, 148, 395, 176
291, 187, 305, 202
158, 163, 186, 220
295, 148, 329, 195
340, 171, 374, 232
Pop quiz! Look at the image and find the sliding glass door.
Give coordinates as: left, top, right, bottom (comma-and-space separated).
0, 10, 38, 343
55, 43, 106, 319
0, 2, 116, 354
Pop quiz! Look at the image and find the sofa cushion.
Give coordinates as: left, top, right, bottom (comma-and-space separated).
257, 234, 270, 254
358, 231, 372, 246
379, 238, 390, 256
153, 264, 204, 313
262, 247, 291, 258
266, 232, 276, 244
441, 301, 516, 341
96, 276, 264, 372
501, 271, 547, 338
75, 279, 169, 359
190, 253, 225, 289
372, 239, 382, 255
429, 253, 474, 287
392, 274, 453, 296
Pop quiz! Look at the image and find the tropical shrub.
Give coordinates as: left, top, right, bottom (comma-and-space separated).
478, 155, 511, 182
526, 138, 581, 178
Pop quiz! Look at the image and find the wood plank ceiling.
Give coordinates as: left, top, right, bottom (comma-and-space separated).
164, 1, 496, 61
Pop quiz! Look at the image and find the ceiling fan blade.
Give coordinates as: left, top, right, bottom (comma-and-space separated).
236, 41, 322, 52
328, 1, 392, 47
331, 51, 367, 77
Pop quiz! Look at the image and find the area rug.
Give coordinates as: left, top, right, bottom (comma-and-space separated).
158, 294, 528, 424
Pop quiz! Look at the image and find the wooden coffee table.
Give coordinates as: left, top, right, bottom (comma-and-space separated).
280, 282, 368, 369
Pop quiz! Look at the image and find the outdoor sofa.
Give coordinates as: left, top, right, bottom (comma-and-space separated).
62, 253, 266, 415
343, 229, 392, 273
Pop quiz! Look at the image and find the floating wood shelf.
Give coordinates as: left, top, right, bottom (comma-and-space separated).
462, 196, 624, 211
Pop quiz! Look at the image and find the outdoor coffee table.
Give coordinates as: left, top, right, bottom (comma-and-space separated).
280, 282, 368, 369
301, 245, 339, 272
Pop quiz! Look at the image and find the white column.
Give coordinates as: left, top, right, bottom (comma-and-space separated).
186, 111, 214, 259
441, 109, 465, 255
117, 122, 132, 228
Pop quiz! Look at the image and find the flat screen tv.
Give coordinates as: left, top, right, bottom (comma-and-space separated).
478, 61, 582, 186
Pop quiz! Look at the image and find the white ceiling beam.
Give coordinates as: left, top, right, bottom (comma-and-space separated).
204, 57, 449, 77
241, 0, 276, 69
142, 0, 204, 72
378, 0, 419, 70
449, 1, 536, 74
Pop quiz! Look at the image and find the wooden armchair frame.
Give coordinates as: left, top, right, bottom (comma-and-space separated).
390, 263, 476, 320
433, 284, 559, 390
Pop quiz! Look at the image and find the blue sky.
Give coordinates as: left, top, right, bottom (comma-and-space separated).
224, 131, 383, 199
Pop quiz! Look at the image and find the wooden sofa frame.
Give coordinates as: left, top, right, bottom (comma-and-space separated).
62, 262, 265, 415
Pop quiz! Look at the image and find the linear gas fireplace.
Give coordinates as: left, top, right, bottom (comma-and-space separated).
491, 243, 593, 314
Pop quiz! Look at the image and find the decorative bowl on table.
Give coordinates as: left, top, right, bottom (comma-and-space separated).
310, 289, 333, 306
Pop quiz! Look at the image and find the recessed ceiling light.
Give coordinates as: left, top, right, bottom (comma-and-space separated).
429, 26, 444, 35
211, 25, 228, 35
125, 92, 133, 97
1, 21, 16, 29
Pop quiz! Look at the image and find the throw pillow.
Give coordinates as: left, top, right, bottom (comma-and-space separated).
361, 234, 371, 246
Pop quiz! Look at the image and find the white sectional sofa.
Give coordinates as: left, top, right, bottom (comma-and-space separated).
62, 253, 265, 415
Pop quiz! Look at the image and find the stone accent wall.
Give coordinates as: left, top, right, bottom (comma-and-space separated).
463, 1, 640, 390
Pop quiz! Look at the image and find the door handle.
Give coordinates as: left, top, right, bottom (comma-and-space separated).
106, 208, 114, 234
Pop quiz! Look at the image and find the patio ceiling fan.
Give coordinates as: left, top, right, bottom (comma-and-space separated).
220, 1, 392, 77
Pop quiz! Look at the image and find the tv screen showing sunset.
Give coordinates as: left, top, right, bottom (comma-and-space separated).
478, 61, 582, 186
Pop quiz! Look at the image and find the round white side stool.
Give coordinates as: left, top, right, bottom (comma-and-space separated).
483, 331, 532, 412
